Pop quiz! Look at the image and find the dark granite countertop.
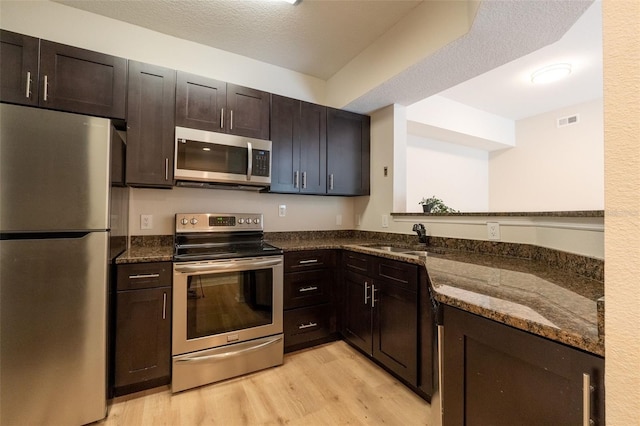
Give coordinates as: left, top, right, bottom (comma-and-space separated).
115, 245, 173, 264
115, 233, 604, 356
269, 237, 604, 356
392, 210, 604, 217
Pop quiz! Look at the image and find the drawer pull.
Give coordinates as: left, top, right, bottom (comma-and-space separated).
129, 273, 160, 279
298, 259, 318, 264
298, 322, 318, 330
299, 286, 318, 293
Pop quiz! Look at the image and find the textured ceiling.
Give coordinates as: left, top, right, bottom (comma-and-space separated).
344, 0, 598, 115
54, 0, 422, 80
54, 0, 599, 118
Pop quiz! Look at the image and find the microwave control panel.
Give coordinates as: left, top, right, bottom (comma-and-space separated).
252, 150, 270, 177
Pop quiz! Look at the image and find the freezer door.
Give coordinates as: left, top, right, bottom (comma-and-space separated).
0, 232, 108, 426
0, 103, 111, 232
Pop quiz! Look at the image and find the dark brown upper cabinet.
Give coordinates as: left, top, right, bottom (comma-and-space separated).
126, 61, 176, 188
175, 71, 270, 140
270, 94, 327, 194
0, 30, 39, 107
0, 30, 127, 119
327, 108, 371, 196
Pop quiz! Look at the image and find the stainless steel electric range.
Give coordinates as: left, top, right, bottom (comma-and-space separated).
172, 213, 284, 393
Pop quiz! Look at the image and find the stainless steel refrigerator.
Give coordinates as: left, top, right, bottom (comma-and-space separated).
0, 103, 123, 425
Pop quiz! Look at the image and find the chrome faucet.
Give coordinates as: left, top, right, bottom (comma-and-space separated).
412, 223, 428, 244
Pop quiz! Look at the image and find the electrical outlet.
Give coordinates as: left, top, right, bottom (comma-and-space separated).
381, 214, 389, 228
278, 205, 286, 217
140, 214, 153, 230
336, 214, 342, 226
487, 222, 500, 240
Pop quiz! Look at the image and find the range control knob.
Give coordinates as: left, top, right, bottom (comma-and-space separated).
238, 218, 245, 224
190, 218, 198, 225
246, 218, 253, 224
254, 218, 260, 224
180, 218, 189, 225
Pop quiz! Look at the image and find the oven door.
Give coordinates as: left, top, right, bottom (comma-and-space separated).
172, 256, 283, 356
174, 126, 271, 186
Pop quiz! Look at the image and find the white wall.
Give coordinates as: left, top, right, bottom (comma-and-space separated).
407, 95, 515, 150
406, 135, 489, 212
602, 1, 640, 423
489, 99, 604, 211
130, 187, 354, 235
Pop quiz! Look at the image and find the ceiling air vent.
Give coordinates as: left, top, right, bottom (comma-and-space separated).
557, 114, 580, 128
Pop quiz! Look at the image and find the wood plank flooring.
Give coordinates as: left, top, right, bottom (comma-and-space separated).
100, 340, 431, 425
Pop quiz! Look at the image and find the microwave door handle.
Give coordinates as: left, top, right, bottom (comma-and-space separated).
246, 141, 253, 181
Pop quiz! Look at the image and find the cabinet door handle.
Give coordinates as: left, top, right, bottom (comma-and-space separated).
583, 373, 594, 426
129, 273, 160, 279
437, 325, 445, 423
364, 281, 370, 305
371, 284, 378, 308
299, 286, 318, 293
329, 173, 334, 190
165, 158, 169, 180
302, 171, 307, 189
298, 322, 317, 330
220, 108, 224, 129
230, 109, 234, 130
43, 75, 49, 101
26, 71, 32, 99
162, 292, 167, 320
298, 259, 318, 265
294, 171, 299, 189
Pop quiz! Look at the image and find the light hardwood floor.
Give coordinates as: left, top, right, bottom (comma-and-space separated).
100, 340, 431, 425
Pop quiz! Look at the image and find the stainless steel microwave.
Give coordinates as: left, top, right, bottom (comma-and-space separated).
174, 126, 271, 188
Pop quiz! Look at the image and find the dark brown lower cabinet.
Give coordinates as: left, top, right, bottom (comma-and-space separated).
442, 306, 604, 426
342, 252, 419, 387
283, 250, 338, 352
113, 262, 172, 396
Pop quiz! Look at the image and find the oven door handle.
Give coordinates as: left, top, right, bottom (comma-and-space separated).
175, 336, 283, 363
174, 257, 282, 273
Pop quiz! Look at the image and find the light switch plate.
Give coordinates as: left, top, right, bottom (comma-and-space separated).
278, 205, 286, 217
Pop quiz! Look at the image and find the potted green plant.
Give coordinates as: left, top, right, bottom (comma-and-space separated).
419, 196, 458, 213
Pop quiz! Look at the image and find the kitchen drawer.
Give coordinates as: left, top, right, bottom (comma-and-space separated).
342, 250, 372, 275
284, 304, 332, 348
285, 250, 335, 272
116, 262, 172, 291
284, 269, 332, 309
373, 257, 418, 292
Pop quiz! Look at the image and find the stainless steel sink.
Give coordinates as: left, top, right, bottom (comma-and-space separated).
360, 245, 429, 257
367, 245, 413, 253
405, 251, 428, 257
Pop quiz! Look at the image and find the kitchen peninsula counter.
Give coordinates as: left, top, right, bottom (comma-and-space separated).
269, 235, 604, 357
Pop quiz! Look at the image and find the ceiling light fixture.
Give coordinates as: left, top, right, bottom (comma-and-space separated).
530, 63, 572, 84
281, 0, 301, 4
